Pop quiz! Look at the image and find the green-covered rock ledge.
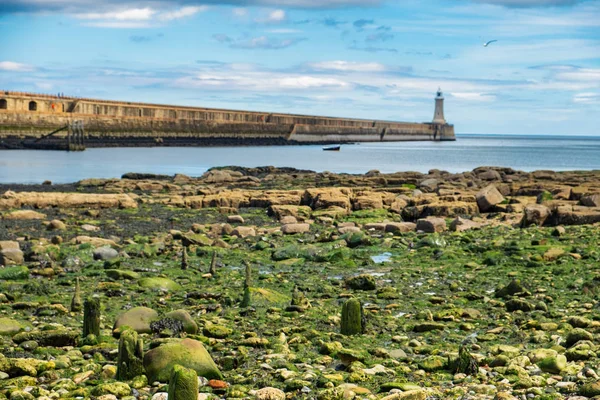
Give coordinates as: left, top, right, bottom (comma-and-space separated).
1, 166, 600, 399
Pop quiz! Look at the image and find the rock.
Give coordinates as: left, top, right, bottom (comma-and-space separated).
281, 223, 310, 234
345, 274, 376, 290
0, 265, 29, 280
581, 194, 600, 207
81, 224, 100, 232
113, 307, 159, 336
227, 215, 244, 224
91, 382, 132, 397
0, 318, 23, 335
72, 236, 119, 248
416, 217, 446, 233
105, 269, 140, 280
231, 226, 256, 238
419, 179, 439, 192
255, 387, 286, 400
268, 205, 312, 220
0, 191, 137, 209
419, 355, 447, 371
1, 210, 46, 220
537, 355, 567, 373
566, 328, 593, 347
93, 247, 119, 261
0, 241, 23, 266
181, 234, 213, 247
203, 324, 232, 339
0, 249, 24, 266
165, 309, 199, 334
46, 219, 66, 231
450, 217, 481, 232
413, 323, 445, 332
143, 338, 223, 383
579, 382, 600, 397
280, 216, 298, 224
353, 193, 383, 210
521, 204, 551, 227
476, 185, 504, 212
385, 222, 416, 233
12, 329, 78, 346
139, 277, 182, 291
478, 169, 502, 181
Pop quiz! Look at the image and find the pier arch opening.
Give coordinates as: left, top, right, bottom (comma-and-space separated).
0, 99, 6, 109
29, 101, 37, 111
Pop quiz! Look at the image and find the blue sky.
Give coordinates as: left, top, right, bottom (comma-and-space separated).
0, 0, 598, 135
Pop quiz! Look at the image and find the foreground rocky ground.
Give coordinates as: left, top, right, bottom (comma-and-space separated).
1, 166, 600, 400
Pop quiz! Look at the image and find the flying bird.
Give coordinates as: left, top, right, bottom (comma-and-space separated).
483, 40, 498, 47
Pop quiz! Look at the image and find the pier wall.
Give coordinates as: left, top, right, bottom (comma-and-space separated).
0, 91, 456, 146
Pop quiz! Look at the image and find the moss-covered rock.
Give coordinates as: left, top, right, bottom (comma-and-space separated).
138, 277, 182, 291
12, 330, 78, 347
165, 309, 198, 334
113, 306, 159, 336
0, 318, 22, 336
143, 338, 222, 383
537, 355, 567, 373
91, 382, 131, 397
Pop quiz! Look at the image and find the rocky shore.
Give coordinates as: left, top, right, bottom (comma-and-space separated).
1, 166, 600, 400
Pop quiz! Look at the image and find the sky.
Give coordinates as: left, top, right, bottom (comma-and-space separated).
0, 0, 599, 135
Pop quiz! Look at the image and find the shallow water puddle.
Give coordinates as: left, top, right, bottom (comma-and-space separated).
371, 252, 392, 264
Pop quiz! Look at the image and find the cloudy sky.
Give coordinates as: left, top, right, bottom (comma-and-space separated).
0, 0, 598, 135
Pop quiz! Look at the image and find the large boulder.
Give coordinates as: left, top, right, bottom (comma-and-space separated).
164, 309, 199, 334
476, 185, 504, 212
521, 204, 551, 227
143, 338, 223, 383
113, 307, 159, 336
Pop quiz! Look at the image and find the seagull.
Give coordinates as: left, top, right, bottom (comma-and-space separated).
483, 39, 498, 47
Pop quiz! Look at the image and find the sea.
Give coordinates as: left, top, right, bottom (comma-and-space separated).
1, 134, 599, 184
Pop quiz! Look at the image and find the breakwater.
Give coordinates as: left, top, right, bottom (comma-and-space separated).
0, 91, 455, 148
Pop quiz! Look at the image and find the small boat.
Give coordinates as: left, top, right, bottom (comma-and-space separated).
323, 145, 341, 151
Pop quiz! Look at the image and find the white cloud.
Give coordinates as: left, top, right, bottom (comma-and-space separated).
73, 5, 206, 27
451, 92, 497, 102
556, 68, 600, 82
75, 8, 155, 21
0, 61, 34, 72
159, 6, 207, 21
308, 61, 386, 72
256, 9, 286, 23
573, 92, 600, 104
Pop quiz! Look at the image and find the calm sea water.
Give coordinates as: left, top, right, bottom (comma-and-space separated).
1, 134, 599, 184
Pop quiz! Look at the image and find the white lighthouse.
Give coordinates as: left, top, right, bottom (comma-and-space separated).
432, 88, 446, 124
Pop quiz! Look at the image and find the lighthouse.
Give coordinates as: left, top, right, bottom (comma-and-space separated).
432, 88, 446, 124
